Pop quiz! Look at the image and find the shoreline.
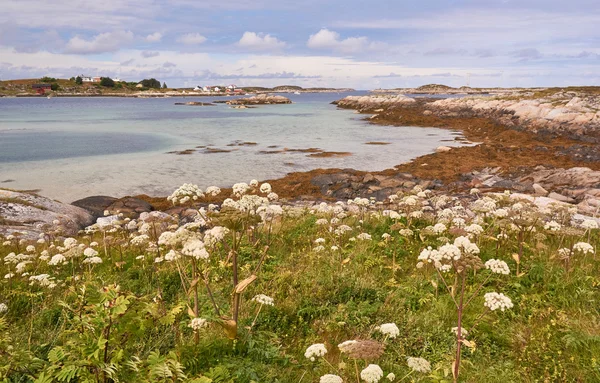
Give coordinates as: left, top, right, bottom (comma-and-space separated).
3, 90, 600, 236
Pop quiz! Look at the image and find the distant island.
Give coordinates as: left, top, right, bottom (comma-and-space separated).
0, 77, 354, 97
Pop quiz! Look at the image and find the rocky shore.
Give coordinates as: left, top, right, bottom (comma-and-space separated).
3, 87, 600, 238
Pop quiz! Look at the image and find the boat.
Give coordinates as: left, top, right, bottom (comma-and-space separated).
293, 91, 301, 95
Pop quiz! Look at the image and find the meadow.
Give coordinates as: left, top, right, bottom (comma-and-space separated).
1, 181, 599, 382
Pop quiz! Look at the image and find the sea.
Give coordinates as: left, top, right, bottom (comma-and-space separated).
0, 92, 467, 202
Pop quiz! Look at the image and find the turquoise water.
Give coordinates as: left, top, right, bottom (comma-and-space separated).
0, 93, 467, 202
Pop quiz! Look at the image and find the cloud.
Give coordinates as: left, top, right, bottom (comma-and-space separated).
146, 32, 163, 42
236, 32, 286, 51
423, 48, 468, 56
198, 70, 321, 80
306, 28, 384, 54
474, 49, 495, 58
120, 58, 135, 66
64, 30, 134, 54
141, 50, 160, 58
177, 33, 207, 45
512, 48, 542, 60
163, 61, 176, 68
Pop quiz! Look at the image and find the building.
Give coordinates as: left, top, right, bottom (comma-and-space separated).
32, 83, 52, 95
227, 84, 237, 90
79, 75, 101, 83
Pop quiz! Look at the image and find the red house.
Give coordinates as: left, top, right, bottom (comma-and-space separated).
32, 83, 52, 95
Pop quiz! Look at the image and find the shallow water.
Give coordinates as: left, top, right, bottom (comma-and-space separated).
0, 93, 467, 202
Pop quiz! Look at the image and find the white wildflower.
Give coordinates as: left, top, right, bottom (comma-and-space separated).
432, 223, 447, 234
386, 373, 395, 381
407, 357, 431, 373
83, 247, 98, 258
357, 233, 372, 241
360, 364, 384, 383
48, 254, 67, 266
82, 256, 102, 264
573, 242, 595, 255
259, 183, 272, 194
205, 186, 221, 196
232, 182, 250, 197
188, 317, 208, 331
252, 294, 274, 306
0, 303, 7, 313
484, 259, 510, 274
484, 292, 514, 311
320, 374, 343, 383
305, 343, 327, 361
377, 323, 400, 339
181, 239, 209, 260
338, 340, 358, 353
544, 221, 561, 232
581, 219, 599, 230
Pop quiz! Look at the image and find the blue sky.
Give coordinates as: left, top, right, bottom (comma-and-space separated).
0, 0, 599, 88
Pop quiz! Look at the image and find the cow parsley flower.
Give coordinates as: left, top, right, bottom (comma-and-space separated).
168, 183, 204, 204
249, 179, 259, 187
232, 182, 250, 197
205, 186, 221, 196
573, 242, 595, 255
484, 292, 514, 311
316, 218, 329, 225
320, 374, 343, 383
48, 254, 67, 266
82, 256, 102, 264
338, 340, 358, 353
64, 238, 78, 249
407, 357, 431, 373
267, 192, 279, 201
0, 303, 7, 313
465, 224, 484, 236
432, 223, 447, 234
26, 245, 36, 253
360, 364, 384, 383
376, 323, 400, 339
357, 233, 372, 241
386, 373, 395, 381
182, 239, 209, 260
399, 228, 413, 237
581, 219, 599, 230
252, 294, 274, 306
259, 183, 272, 194
83, 248, 98, 258
484, 259, 510, 274
188, 317, 208, 331
544, 221, 561, 232
305, 343, 327, 361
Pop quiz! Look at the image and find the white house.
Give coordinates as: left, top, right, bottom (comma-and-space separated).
227, 84, 237, 90
213, 86, 220, 92
202, 86, 209, 92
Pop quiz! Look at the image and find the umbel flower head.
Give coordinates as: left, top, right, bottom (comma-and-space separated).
484, 259, 510, 275
305, 343, 327, 361
376, 323, 400, 339
338, 339, 384, 360
320, 374, 343, 383
360, 364, 384, 383
188, 317, 208, 331
483, 292, 514, 311
251, 294, 274, 306
407, 357, 431, 373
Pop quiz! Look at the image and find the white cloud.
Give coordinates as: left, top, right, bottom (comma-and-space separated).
141, 50, 160, 58
146, 32, 162, 42
177, 33, 207, 45
64, 30, 134, 54
237, 32, 286, 51
306, 28, 384, 54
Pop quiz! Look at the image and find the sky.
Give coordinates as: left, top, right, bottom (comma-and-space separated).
0, 0, 599, 89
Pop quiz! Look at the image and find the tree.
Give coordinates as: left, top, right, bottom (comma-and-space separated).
140, 78, 161, 89
100, 77, 115, 87
75, 76, 83, 85
162, 82, 167, 89
50, 83, 60, 91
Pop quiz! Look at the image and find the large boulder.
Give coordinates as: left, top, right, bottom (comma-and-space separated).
106, 197, 154, 218
228, 94, 291, 105
1, 189, 94, 238
72, 195, 118, 218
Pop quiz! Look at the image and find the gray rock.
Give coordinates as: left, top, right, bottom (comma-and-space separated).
71, 195, 118, 218
548, 192, 576, 204
532, 183, 549, 196
106, 197, 153, 218
1, 189, 94, 238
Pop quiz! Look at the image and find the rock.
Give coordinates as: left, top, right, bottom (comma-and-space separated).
436, 146, 452, 153
227, 94, 292, 105
423, 110, 433, 116
72, 195, 118, 218
532, 183, 548, 196
106, 197, 153, 218
333, 94, 415, 110
362, 173, 376, 183
139, 211, 174, 222
175, 101, 215, 106
1, 189, 94, 238
547, 192, 576, 204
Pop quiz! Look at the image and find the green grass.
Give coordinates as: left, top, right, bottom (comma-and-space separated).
1, 191, 599, 382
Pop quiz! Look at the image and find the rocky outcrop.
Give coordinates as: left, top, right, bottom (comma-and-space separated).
309, 171, 441, 200
72, 196, 118, 218
333, 94, 416, 111
227, 94, 292, 105
1, 189, 94, 238
428, 92, 600, 142
174, 101, 215, 106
